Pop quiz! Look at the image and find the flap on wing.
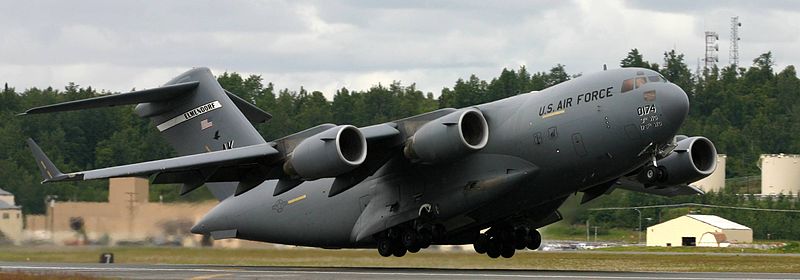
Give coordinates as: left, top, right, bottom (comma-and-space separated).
615, 177, 705, 197
20, 81, 199, 115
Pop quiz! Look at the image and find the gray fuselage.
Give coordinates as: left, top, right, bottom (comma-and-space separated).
193, 67, 690, 248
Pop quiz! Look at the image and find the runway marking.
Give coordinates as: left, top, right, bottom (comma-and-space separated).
190, 273, 231, 280
1, 265, 799, 280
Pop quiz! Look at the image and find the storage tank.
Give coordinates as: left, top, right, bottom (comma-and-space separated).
692, 154, 726, 192
759, 154, 800, 195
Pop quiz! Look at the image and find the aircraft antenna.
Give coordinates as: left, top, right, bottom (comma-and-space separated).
729, 16, 741, 67
703, 31, 719, 70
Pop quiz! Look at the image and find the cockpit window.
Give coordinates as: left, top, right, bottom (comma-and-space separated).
648, 76, 660, 82
635, 77, 647, 88
622, 79, 634, 93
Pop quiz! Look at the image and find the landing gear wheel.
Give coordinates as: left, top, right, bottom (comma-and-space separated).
500, 243, 516, 258
377, 239, 393, 257
392, 245, 407, 257
401, 228, 418, 248
486, 241, 501, 259
527, 229, 542, 250
408, 245, 420, 253
418, 229, 432, 249
638, 165, 662, 184
514, 228, 528, 250
474, 234, 488, 254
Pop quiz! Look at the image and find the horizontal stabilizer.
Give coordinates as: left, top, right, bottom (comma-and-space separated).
27, 139, 279, 187
26, 138, 69, 182
20, 81, 199, 115
224, 90, 272, 124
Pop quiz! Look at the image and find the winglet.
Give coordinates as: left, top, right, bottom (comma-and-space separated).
26, 138, 74, 183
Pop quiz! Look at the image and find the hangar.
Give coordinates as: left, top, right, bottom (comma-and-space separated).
646, 214, 752, 247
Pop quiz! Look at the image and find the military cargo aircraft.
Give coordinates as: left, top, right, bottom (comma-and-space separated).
24, 67, 716, 258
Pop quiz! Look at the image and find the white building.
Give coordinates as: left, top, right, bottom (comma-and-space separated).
646, 214, 752, 247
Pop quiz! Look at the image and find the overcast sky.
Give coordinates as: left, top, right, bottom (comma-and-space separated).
1, 0, 799, 97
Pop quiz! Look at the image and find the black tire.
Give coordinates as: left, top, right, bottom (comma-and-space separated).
486, 240, 501, 259
392, 245, 407, 257
474, 234, 488, 254
401, 228, 417, 248
500, 243, 515, 258
418, 228, 432, 248
408, 245, 420, 253
527, 229, 542, 250
377, 239, 393, 257
514, 228, 528, 250
638, 165, 659, 184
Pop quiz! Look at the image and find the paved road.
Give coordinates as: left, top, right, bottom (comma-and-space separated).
2, 262, 800, 280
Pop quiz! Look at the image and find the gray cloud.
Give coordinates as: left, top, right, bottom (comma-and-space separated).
1, 0, 798, 96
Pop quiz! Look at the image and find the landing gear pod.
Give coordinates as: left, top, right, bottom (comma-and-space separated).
404, 108, 489, 164
284, 125, 367, 180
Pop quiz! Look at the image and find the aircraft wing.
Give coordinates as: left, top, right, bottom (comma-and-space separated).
614, 177, 705, 197
27, 138, 280, 194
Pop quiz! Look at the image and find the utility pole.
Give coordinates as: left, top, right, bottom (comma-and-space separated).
586, 219, 590, 242
634, 208, 642, 245
126, 192, 136, 239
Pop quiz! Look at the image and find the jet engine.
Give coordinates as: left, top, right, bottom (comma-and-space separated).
651, 136, 717, 185
404, 108, 489, 164
283, 125, 367, 180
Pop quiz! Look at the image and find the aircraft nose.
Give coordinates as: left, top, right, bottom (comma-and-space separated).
660, 83, 690, 134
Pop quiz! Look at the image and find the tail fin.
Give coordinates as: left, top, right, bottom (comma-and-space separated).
135, 68, 267, 156
22, 67, 270, 200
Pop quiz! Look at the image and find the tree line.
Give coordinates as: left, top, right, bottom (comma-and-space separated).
0, 49, 798, 219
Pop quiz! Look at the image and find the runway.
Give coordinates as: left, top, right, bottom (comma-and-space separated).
2, 262, 800, 280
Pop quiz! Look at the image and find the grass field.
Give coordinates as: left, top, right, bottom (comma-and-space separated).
1, 246, 799, 273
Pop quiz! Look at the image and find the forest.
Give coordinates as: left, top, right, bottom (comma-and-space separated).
0, 49, 798, 239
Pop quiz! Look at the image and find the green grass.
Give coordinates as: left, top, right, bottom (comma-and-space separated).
1, 246, 799, 273
541, 223, 640, 243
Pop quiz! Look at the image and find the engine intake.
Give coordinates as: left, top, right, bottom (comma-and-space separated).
283, 125, 367, 180
404, 108, 489, 164
655, 136, 717, 185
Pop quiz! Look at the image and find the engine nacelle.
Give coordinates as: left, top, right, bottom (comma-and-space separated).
404, 108, 489, 164
283, 125, 367, 180
655, 136, 718, 185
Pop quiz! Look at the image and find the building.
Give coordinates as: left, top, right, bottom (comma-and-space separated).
0, 187, 23, 244
693, 154, 726, 192
24, 177, 257, 247
760, 154, 800, 195
646, 214, 752, 247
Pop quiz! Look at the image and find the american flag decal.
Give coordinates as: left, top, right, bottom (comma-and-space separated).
200, 119, 213, 130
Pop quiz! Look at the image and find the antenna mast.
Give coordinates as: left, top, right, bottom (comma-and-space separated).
729, 16, 741, 66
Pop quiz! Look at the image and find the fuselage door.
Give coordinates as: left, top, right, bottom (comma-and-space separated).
572, 133, 587, 157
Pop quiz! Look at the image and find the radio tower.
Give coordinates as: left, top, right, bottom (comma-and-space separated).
729, 16, 742, 66
704, 31, 719, 69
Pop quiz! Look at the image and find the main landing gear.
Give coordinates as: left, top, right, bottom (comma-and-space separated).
473, 225, 541, 258
376, 224, 443, 257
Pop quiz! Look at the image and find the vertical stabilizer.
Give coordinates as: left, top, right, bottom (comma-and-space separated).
135, 68, 266, 156
135, 68, 267, 200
